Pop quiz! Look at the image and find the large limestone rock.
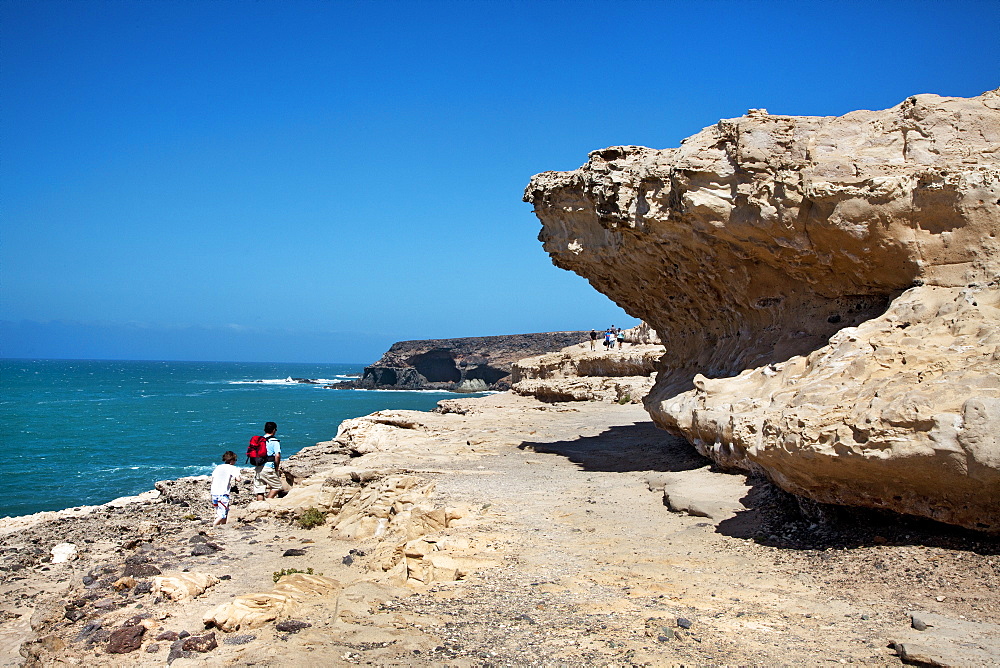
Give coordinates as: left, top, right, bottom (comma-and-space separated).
525, 90, 1000, 531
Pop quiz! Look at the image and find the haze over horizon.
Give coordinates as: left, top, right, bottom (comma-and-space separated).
3, 0, 997, 364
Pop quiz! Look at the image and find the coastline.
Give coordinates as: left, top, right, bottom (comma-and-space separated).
2, 390, 998, 666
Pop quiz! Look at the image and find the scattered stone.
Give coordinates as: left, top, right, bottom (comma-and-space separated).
342, 554, 353, 566
51, 542, 78, 563
283, 548, 307, 557
124, 562, 162, 577
677, 617, 692, 629
145, 643, 159, 653
275, 619, 312, 633
64, 609, 85, 622
182, 631, 218, 653
134, 581, 153, 595
156, 630, 179, 642
113, 576, 136, 591
191, 543, 221, 556
223, 634, 257, 645
107, 624, 145, 654
911, 613, 929, 631
75, 622, 102, 641
178, 630, 191, 639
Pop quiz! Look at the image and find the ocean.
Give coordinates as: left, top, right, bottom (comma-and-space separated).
1, 359, 483, 518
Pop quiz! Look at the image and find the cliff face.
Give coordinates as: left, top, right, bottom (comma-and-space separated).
354, 332, 591, 391
524, 90, 1000, 531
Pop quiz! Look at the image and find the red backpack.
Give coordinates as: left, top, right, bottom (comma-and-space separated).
246, 435, 270, 466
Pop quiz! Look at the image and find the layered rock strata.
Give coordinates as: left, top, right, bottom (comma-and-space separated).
346, 331, 590, 391
525, 89, 1000, 531
510, 342, 663, 403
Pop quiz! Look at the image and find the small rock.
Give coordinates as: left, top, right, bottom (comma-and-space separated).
283, 548, 307, 557
145, 643, 159, 653
911, 613, 929, 631
342, 555, 353, 566
81, 575, 95, 586
64, 609, 86, 622
935, 596, 946, 602
223, 634, 257, 645
134, 581, 153, 595
107, 625, 145, 654
677, 617, 692, 629
182, 632, 218, 653
155, 631, 179, 642
191, 543, 220, 557
123, 563, 162, 577
178, 630, 191, 639
275, 620, 312, 633
657, 629, 675, 642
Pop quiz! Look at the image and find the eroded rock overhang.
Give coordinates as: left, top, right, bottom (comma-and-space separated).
524, 90, 1000, 531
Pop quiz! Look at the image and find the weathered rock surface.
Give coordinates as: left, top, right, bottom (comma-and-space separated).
344, 331, 591, 391
510, 342, 663, 403
525, 89, 1000, 531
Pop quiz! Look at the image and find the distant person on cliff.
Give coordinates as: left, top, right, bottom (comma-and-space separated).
589, 329, 598, 350
210, 451, 242, 527
252, 421, 283, 500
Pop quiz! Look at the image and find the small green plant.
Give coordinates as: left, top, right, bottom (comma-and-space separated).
296, 507, 326, 529
618, 394, 632, 405
273, 567, 321, 583
182, 513, 199, 521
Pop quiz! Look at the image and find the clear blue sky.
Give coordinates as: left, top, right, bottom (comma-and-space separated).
2, 0, 997, 363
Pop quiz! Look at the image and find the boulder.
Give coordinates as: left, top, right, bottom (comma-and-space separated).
152, 572, 220, 601
202, 573, 339, 632
525, 89, 1000, 531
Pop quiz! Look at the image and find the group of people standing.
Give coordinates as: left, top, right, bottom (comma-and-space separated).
590, 327, 625, 351
209, 421, 283, 527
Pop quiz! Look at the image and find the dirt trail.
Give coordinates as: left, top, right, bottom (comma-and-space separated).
2, 393, 998, 666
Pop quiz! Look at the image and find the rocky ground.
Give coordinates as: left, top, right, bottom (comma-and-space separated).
1, 392, 998, 667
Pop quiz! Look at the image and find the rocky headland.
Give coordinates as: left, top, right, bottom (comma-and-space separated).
340, 331, 592, 392
525, 88, 1000, 533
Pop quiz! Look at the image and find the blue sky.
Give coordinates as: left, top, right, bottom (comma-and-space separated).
2, 0, 998, 363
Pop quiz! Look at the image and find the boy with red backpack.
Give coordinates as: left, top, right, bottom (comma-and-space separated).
248, 421, 282, 500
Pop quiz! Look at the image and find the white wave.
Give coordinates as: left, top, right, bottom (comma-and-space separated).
228, 376, 348, 386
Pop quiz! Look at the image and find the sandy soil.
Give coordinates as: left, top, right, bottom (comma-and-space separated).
2, 392, 998, 667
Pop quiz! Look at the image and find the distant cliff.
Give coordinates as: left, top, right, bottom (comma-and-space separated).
343, 332, 591, 391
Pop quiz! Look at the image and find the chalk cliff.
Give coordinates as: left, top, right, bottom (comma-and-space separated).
525, 90, 1000, 531
348, 332, 590, 392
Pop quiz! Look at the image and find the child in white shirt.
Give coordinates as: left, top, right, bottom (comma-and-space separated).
210, 451, 242, 527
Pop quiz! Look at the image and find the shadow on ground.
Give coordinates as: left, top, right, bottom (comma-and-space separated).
516, 421, 710, 474
517, 422, 1000, 556
717, 476, 1000, 555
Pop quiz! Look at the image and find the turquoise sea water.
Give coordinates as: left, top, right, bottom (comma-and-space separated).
1, 359, 481, 518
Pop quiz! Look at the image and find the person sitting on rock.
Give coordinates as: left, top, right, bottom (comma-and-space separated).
210, 451, 242, 527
